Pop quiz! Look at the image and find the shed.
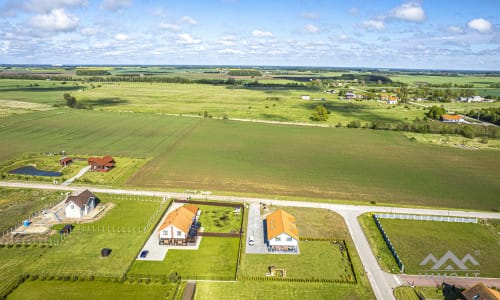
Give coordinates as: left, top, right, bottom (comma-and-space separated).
101, 248, 112, 257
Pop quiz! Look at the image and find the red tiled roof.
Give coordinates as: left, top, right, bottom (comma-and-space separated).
442, 114, 462, 120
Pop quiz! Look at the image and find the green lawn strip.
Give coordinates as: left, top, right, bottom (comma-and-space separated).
128, 237, 239, 279
239, 241, 354, 281
7, 280, 178, 300
194, 281, 374, 300
394, 286, 444, 300
378, 219, 500, 277
0, 188, 63, 233
196, 204, 242, 233
358, 214, 401, 273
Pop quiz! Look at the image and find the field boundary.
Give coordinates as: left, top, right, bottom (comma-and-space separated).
373, 215, 405, 273
375, 213, 478, 223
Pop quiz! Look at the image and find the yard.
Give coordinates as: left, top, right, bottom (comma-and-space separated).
360, 215, 500, 277
196, 204, 242, 233
128, 237, 240, 280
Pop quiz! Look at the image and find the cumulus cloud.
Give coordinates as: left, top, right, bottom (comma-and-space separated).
301, 12, 320, 20
159, 22, 181, 32
28, 0, 87, 13
363, 20, 385, 30
467, 18, 492, 33
391, 2, 425, 22
29, 8, 79, 32
304, 24, 319, 33
177, 33, 201, 44
180, 16, 197, 25
252, 29, 273, 37
100, 0, 132, 12
114, 33, 129, 40
447, 25, 463, 33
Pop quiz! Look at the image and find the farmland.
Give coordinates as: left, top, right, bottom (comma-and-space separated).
0, 110, 499, 210
360, 215, 500, 277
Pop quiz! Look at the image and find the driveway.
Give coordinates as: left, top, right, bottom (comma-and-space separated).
245, 203, 268, 254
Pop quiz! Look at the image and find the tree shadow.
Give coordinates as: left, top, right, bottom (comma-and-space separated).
0, 86, 82, 92
84, 97, 129, 106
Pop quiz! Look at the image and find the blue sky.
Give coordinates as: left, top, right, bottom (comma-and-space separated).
0, 0, 499, 70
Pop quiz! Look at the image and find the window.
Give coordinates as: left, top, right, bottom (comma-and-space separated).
176, 231, 182, 236
70, 204, 74, 209
286, 237, 293, 241
275, 237, 281, 242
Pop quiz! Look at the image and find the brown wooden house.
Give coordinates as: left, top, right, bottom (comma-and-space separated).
88, 156, 115, 172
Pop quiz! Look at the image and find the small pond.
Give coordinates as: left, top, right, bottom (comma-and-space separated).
8, 166, 62, 177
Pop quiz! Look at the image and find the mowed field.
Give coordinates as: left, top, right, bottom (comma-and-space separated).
0, 109, 499, 210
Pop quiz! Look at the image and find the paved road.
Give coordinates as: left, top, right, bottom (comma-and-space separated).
2, 181, 500, 300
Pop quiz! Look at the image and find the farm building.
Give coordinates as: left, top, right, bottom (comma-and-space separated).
345, 92, 356, 100
59, 157, 73, 166
458, 96, 483, 103
461, 282, 500, 300
301, 95, 311, 100
158, 205, 200, 246
441, 114, 464, 123
64, 189, 97, 218
266, 209, 299, 252
88, 155, 115, 172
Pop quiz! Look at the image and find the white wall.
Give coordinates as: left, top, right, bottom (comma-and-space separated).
159, 224, 186, 240
268, 233, 298, 247
65, 202, 83, 218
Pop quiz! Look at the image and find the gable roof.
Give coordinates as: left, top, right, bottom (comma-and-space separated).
88, 156, 115, 167
266, 209, 299, 241
158, 205, 198, 234
65, 189, 96, 208
442, 114, 463, 121
462, 282, 500, 300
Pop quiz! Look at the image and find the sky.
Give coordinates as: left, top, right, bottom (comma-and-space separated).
0, 0, 499, 70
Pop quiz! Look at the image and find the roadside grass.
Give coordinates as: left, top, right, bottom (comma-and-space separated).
197, 204, 242, 233
0, 246, 48, 298
194, 281, 374, 300
1, 110, 500, 211
394, 286, 443, 300
0, 187, 63, 232
76, 157, 147, 187
0, 152, 87, 183
362, 215, 500, 277
128, 237, 240, 279
7, 280, 179, 300
239, 241, 354, 281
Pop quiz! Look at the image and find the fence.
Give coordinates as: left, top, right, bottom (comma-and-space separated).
373, 215, 405, 273
197, 232, 241, 237
374, 213, 478, 223
173, 199, 243, 208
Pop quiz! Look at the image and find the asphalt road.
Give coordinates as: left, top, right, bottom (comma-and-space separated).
2, 181, 500, 300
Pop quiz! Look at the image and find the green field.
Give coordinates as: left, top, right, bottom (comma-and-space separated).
196, 204, 242, 233
0, 188, 63, 232
394, 286, 443, 300
7, 280, 179, 300
389, 74, 500, 87
129, 237, 240, 279
362, 216, 500, 277
195, 281, 374, 300
1, 110, 499, 210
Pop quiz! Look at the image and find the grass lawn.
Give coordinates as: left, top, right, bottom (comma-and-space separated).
195, 281, 374, 300
128, 237, 240, 279
7, 280, 179, 300
0, 188, 63, 232
362, 216, 500, 277
1, 109, 499, 211
403, 132, 500, 150
197, 204, 242, 233
76, 157, 147, 187
394, 286, 444, 300
239, 241, 355, 281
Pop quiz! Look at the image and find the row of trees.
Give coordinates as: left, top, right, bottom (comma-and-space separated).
63, 93, 90, 109
466, 107, 500, 125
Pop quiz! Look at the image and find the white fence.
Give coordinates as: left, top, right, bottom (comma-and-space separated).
374, 213, 478, 223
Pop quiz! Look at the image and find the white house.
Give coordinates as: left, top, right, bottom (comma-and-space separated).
158, 205, 199, 246
266, 209, 299, 252
64, 190, 97, 218
441, 114, 464, 123
301, 95, 311, 100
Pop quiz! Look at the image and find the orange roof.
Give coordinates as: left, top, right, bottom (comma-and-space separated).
442, 114, 462, 120
462, 282, 500, 300
266, 209, 299, 240
158, 205, 198, 234
389, 95, 398, 101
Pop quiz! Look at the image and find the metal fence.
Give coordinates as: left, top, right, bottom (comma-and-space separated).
374, 213, 478, 223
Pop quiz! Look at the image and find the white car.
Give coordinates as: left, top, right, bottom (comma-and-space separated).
248, 235, 255, 246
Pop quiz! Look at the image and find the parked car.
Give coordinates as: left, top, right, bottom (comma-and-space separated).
139, 250, 149, 258
248, 236, 255, 246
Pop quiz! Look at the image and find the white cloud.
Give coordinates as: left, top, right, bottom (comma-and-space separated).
81, 27, 99, 35
24, 0, 87, 13
29, 8, 79, 32
177, 33, 201, 44
159, 22, 181, 32
301, 12, 319, 20
218, 48, 244, 55
467, 18, 492, 33
252, 29, 273, 37
180, 16, 197, 25
304, 24, 319, 33
339, 34, 349, 40
100, 0, 131, 12
391, 2, 425, 22
448, 25, 463, 33
114, 33, 129, 40
363, 20, 385, 30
